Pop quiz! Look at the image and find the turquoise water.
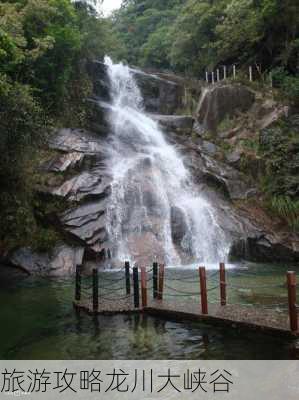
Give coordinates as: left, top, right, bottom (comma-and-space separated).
0, 263, 298, 360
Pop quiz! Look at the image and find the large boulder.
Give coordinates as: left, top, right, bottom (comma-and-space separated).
49, 128, 108, 155
230, 234, 299, 262
60, 201, 108, 253
42, 152, 84, 173
197, 84, 255, 132
134, 70, 184, 114
51, 172, 111, 202
87, 60, 185, 115
10, 245, 84, 276
150, 114, 194, 134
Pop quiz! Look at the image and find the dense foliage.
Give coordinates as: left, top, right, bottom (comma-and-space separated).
0, 0, 120, 252
112, 0, 299, 78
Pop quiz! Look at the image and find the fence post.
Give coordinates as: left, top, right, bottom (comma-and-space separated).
219, 262, 226, 306
133, 266, 140, 308
205, 71, 209, 83
199, 266, 208, 315
287, 271, 298, 332
249, 66, 253, 82
75, 264, 82, 301
223, 65, 227, 80
233, 65, 236, 79
158, 264, 165, 301
269, 72, 273, 88
153, 262, 158, 299
217, 69, 220, 82
92, 268, 99, 313
141, 267, 147, 308
125, 261, 131, 295
212, 71, 215, 84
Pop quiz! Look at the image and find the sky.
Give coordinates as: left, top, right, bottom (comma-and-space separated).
102, 0, 122, 16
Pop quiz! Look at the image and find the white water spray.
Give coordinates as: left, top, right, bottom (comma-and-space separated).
104, 56, 230, 265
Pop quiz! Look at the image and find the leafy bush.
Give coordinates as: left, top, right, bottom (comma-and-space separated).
270, 196, 299, 232
272, 67, 299, 106
0, 1, 121, 253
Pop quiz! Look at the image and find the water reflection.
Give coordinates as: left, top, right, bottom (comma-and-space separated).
0, 263, 297, 359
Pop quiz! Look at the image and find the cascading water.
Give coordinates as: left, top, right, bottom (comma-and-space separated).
103, 56, 230, 266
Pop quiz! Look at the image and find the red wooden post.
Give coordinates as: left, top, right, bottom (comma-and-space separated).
220, 262, 226, 306
158, 264, 165, 301
199, 266, 208, 314
287, 271, 298, 332
140, 267, 148, 308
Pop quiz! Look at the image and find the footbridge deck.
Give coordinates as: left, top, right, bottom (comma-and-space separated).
73, 263, 299, 338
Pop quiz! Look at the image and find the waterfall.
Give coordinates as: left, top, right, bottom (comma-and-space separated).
104, 56, 230, 266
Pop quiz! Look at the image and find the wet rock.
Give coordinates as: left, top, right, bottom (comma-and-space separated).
196, 152, 253, 200
60, 201, 108, 253
226, 149, 243, 167
231, 235, 299, 262
87, 60, 185, 115
43, 152, 84, 173
127, 232, 166, 266
133, 70, 184, 114
197, 84, 255, 132
86, 98, 110, 135
171, 207, 188, 245
201, 141, 218, 156
86, 60, 110, 102
150, 114, 194, 133
51, 172, 111, 202
49, 128, 108, 155
193, 121, 205, 137
9, 245, 84, 276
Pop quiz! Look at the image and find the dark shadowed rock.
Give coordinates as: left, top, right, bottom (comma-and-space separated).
230, 234, 299, 262
171, 207, 188, 245
87, 60, 185, 115
150, 114, 194, 133
86, 60, 110, 102
10, 245, 84, 276
131, 69, 184, 114
197, 84, 255, 132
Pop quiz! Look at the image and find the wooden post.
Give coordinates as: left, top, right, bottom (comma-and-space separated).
287, 271, 298, 332
217, 69, 220, 82
205, 71, 209, 83
133, 266, 140, 308
141, 267, 147, 308
199, 266, 208, 315
269, 72, 273, 88
125, 261, 131, 295
75, 264, 82, 301
233, 65, 236, 79
249, 66, 253, 82
153, 262, 158, 299
92, 268, 99, 313
223, 65, 227, 80
212, 71, 215, 84
158, 264, 165, 301
219, 262, 226, 306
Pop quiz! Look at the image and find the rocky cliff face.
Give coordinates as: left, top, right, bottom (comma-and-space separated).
6, 62, 299, 275
197, 84, 255, 132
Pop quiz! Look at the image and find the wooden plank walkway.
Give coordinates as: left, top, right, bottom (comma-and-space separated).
73, 263, 299, 339
73, 297, 297, 338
